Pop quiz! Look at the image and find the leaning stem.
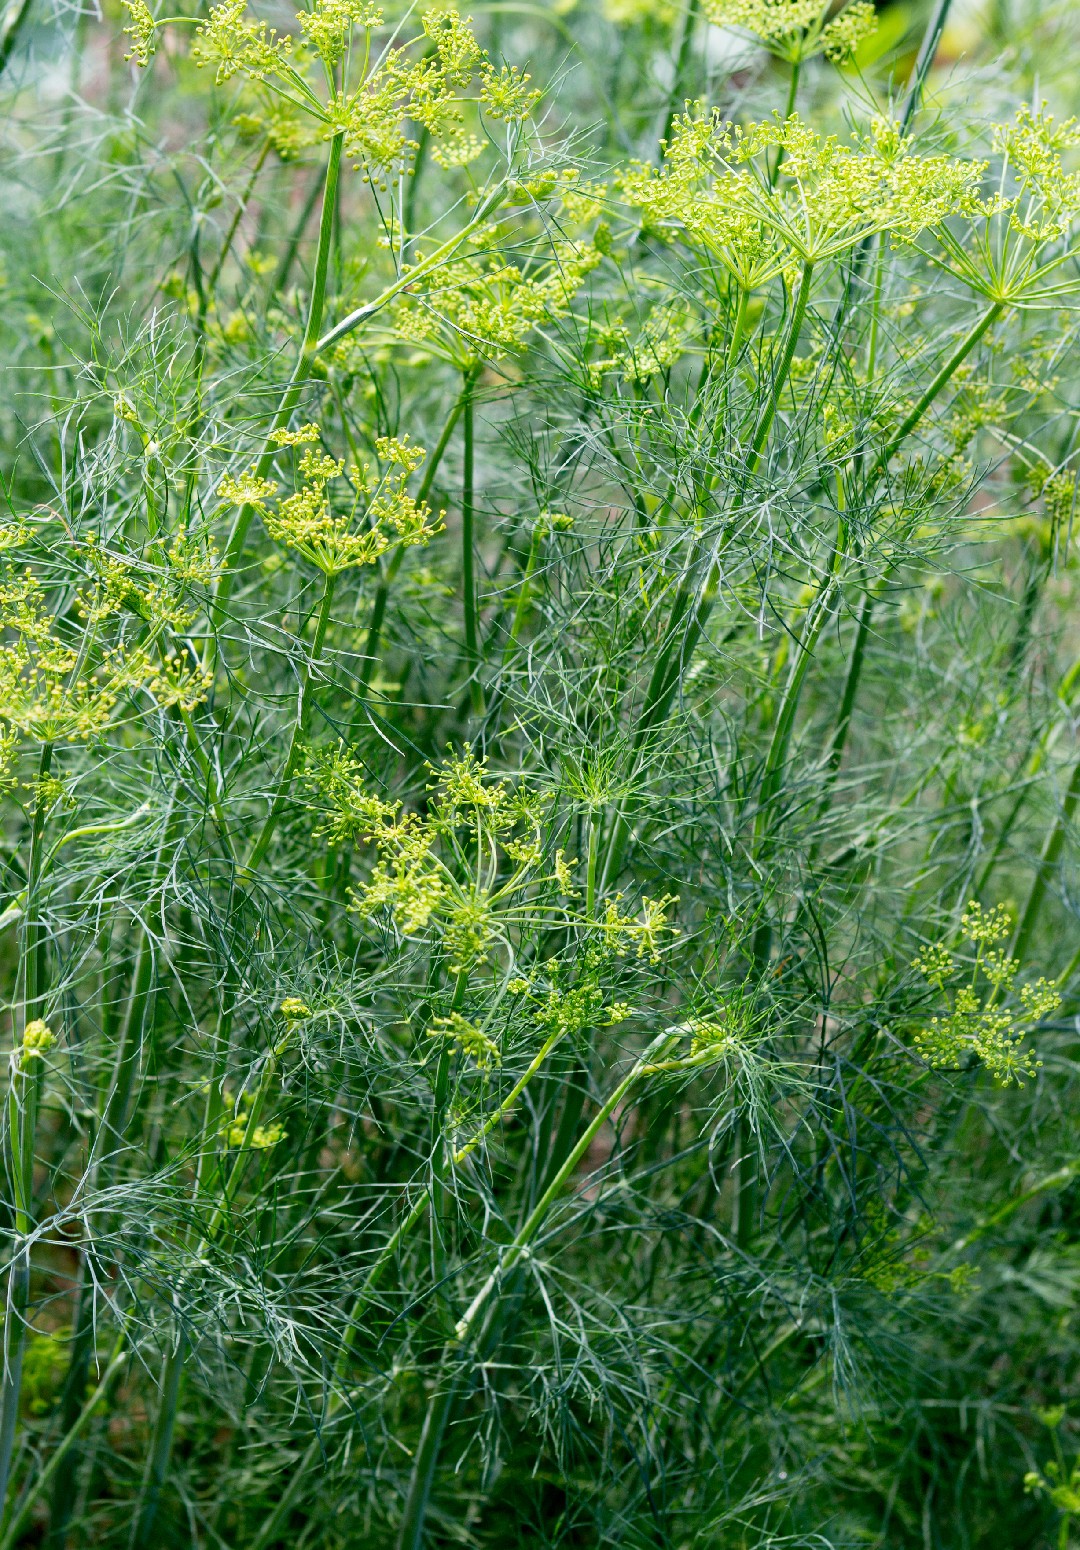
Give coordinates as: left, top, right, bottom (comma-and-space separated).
395, 1030, 677, 1550
453, 1031, 676, 1344
746, 259, 814, 479
874, 301, 1004, 473
332, 1028, 566, 1387
206, 136, 271, 302
0, 1340, 130, 1550
811, 299, 1009, 816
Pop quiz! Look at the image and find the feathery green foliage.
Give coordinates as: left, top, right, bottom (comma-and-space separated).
2, 0, 1080, 1545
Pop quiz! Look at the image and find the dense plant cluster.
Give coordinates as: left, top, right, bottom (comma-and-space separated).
2, 0, 1080, 1544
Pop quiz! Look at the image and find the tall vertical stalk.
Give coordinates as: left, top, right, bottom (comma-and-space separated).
355, 366, 478, 709
0, 743, 54, 1513
599, 260, 816, 894
394, 1031, 679, 1549
212, 133, 344, 632
244, 568, 337, 876
460, 365, 485, 717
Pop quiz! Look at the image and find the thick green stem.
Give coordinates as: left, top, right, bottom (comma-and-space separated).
394, 1369, 461, 1550
244, 568, 337, 876
0, 0, 33, 76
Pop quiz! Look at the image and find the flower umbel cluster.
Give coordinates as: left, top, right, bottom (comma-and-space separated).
166, 1, 545, 184
390, 237, 603, 367
221, 427, 442, 576
304, 745, 679, 977
911, 902, 1059, 1084
621, 111, 984, 290
0, 545, 212, 754
702, 0, 877, 65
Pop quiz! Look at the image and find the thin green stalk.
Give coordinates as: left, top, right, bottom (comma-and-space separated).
873, 302, 1004, 473
272, 163, 326, 302
769, 58, 800, 186
1009, 755, 1080, 968
454, 1029, 677, 1342
206, 136, 272, 302
826, 585, 874, 778
337, 1005, 563, 1379
355, 367, 476, 708
812, 301, 1008, 818
975, 657, 1080, 897
134, 1025, 291, 1545
501, 519, 544, 668
0, 743, 54, 1512
754, 568, 841, 848
0, 1340, 130, 1550
394, 1029, 678, 1550
213, 134, 343, 631
656, 0, 700, 163
244, 568, 337, 876
599, 261, 815, 893
132, 1324, 186, 1550
460, 367, 484, 717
